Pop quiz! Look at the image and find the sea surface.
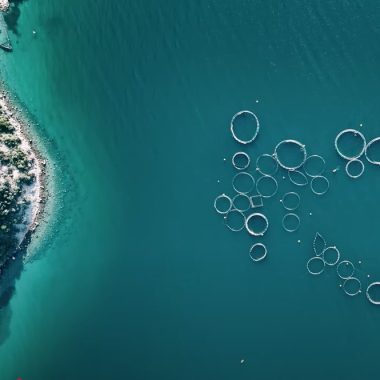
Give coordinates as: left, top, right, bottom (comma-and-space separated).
0, 1, 380, 379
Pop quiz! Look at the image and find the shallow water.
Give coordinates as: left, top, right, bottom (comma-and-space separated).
1, 1, 380, 379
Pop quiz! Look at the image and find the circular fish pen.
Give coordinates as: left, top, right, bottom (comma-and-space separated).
345, 159, 365, 179
224, 209, 246, 232
307, 256, 325, 276
303, 155, 326, 177
232, 172, 255, 194
214, 194, 232, 215
336, 260, 355, 280
342, 277, 362, 297
334, 129, 366, 160
365, 137, 380, 166
255, 175, 278, 198
232, 151, 250, 170
232, 193, 251, 212
322, 246, 340, 266
274, 139, 307, 171
256, 154, 278, 176
245, 213, 269, 236
310, 176, 330, 196
230, 110, 260, 145
366, 282, 380, 305
282, 213, 300, 233
249, 242, 267, 262
281, 192, 300, 211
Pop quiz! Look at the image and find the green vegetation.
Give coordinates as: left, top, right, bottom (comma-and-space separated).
0, 108, 36, 267
0, 181, 24, 264
3, 134, 21, 148
0, 116, 15, 133
9, 147, 30, 171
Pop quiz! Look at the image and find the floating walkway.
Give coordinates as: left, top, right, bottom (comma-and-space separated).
0, 12, 12, 51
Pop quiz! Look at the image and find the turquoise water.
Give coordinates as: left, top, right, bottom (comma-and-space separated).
0, 1, 380, 379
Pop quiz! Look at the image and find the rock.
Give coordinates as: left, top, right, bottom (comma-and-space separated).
0, 1, 9, 12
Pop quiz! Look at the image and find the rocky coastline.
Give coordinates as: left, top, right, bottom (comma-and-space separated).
0, 89, 48, 276
0, 1, 8, 12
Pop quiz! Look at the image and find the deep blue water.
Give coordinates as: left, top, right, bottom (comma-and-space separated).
0, 1, 380, 379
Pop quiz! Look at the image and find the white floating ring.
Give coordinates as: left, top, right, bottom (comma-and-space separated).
322, 246, 340, 266
345, 159, 365, 179
274, 139, 307, 171
334, 129, 366, 160
366, 282, 380, 305
245, 213, 269, 236
281, 192, 300, 211
313, 232, 326, 256
282, 213, 300, 233
256, 154, 278, 176
232, 193, 251, 213
249, 243, 267, 262
307, 256, 325, 276
303, 155, 326, 177
214, 194, 232, 214
230, 110, 260, 145
342, 277, 362, 297
256, 175, 278, 198
232, 151, 250, 170
224, 209, 246, 232
336, 260, 355, 280
232, 172, 255, 194
365, 137, 380, 166
288, 170, 309, 186
310, 176, 330, 196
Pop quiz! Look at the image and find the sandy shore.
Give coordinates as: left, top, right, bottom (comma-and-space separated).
0, 89, 47, 254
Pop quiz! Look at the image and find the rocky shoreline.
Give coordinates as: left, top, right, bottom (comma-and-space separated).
0, 88, 48, 275
0, 1, 8, 12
